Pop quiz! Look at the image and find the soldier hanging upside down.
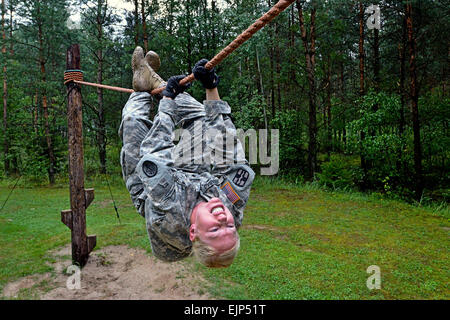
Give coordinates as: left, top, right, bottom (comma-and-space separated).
119, 46, 255, 267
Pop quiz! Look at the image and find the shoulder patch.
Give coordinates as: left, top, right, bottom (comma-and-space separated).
143, 161, 158, 177
221, 182, 241, 204
232, 168, 250, 187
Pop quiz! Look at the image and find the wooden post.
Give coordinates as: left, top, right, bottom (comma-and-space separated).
62, 44, 96, 267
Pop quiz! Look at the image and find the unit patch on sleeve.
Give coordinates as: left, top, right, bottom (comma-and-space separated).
232, 168, 250, 187
221, 182, 241, 204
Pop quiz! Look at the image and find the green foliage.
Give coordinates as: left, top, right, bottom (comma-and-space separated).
224, 75, 267, 130
344, 91, 411, 197
343, 89, 449, 200
271, 109, 306, 176
316, 154, 362, 191
0, 0, 447, 204
84, 142, 122, 177
419, 91, 450, 189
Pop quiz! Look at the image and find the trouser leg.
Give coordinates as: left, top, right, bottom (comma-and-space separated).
119, 92, 155, 216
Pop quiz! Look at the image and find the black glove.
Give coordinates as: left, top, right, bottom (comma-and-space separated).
193, 59, 220, 89
162, 75, 191, 99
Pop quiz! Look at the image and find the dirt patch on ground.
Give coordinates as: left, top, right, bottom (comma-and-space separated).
242, 224, 292, 242
242, 224, 281, 232
2, 245, 214, 300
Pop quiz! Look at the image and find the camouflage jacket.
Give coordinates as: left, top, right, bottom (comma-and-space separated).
119, 91, 254, 262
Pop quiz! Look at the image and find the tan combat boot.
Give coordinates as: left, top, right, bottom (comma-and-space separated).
132, 46, 164, 92
145, 50, 161, 72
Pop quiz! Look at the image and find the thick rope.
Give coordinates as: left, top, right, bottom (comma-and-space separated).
156, 0, 296, 95
64, 70, 84, 85
64, 70, 134, 93
64, 0, 295, 95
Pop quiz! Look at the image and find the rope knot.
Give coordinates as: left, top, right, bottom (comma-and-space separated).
64, 69, 84, 85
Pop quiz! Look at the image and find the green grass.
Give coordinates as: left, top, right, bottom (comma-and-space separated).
0, 176, 449, 299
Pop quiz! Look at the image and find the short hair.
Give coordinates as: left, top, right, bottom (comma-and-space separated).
192, 233, 240, 268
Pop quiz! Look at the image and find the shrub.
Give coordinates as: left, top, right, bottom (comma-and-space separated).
316, 154, 362, 191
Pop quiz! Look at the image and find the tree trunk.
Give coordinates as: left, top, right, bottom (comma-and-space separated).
297, 1, 317, 179
202, 0, 209, 52
256, 47, 268, 129
186, 0, 192, 72
8, 0, 12, 54
397, 11, 407, 175
358, 1, 367, 190
340, 59, 346, 150
365, 23, 380, 172
38, 9, 55, 184
141, 0, 148, 52
269, 48, 275, 116
275, 22, 281, 111
289, 4, 296, 109
33, 90, 38, 133
2, 0, 8, 174
211, 0, 217, 52
373, 28, 380, 96
268, 0, 275, 116
134, 0, 139, 47
326, 55, 332, 159
97, 2, 106, 174
406, 2, 423, 200
168, 0, 174, 33
372, 26, 380, 139
359, 2, 365, 97
399, 13, 407, 136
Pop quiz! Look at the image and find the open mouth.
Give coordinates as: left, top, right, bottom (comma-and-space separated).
211, 205, 225, 215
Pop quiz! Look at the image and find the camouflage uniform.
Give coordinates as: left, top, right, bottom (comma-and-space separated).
119, 90, 255, 262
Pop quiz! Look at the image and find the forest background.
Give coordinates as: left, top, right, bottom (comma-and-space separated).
0, 0, 448, 205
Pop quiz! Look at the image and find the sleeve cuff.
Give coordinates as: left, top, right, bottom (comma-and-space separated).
203, 100, 231, 118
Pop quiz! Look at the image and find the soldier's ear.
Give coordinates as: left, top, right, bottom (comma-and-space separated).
189, 224, 196, 241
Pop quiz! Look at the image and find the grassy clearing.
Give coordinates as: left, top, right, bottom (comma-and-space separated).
0, 176, 448, 299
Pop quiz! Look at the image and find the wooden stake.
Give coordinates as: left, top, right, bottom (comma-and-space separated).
62, 44, 96, 267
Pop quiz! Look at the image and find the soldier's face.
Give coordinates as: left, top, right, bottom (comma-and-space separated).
190, 198, 237, 252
